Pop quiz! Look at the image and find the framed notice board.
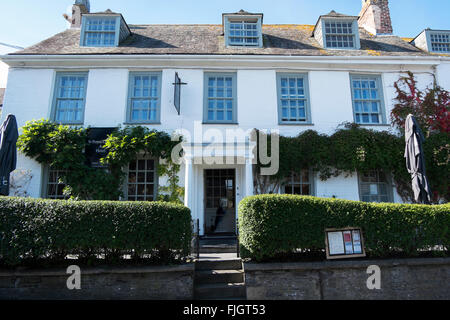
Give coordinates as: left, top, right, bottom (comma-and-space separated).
325, 227, 366, 260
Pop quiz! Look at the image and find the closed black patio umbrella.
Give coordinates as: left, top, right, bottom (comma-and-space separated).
404, 114, 432, 204
0, 114, 19, 196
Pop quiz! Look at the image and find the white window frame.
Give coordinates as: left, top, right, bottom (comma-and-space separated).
277, 73, 312, 124
224, 16, 263, 48
124, 157, 158, 202
203, 72, 238, 124
428, 31, 450, 53
80, 15, 121, 47
51, 72, 88, 125
322, 18, 360, 50
126, 72, 162, 124
350, 74, 386, 125
358, 170, 394, 203
282, 170, 315, 196
42, 166, 69, 199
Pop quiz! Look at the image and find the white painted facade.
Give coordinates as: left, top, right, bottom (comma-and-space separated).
0, 43, 22, 89
1, 54, 449, 235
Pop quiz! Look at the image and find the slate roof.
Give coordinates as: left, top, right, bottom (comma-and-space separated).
12, 24, 429, 57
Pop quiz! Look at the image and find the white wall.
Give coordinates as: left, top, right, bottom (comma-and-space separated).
437, 62, 450, 90
2, 60, 449, 203
0, 44, 21, 88
2, 68, 55, 198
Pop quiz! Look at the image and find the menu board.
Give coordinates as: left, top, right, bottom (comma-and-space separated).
327, 232, 345, 255
325, 227, 366, 260
85, 128, 116, 168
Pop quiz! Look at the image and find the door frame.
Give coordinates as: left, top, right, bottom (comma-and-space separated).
203, 168, 237, 236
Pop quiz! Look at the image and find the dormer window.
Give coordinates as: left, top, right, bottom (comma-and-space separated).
229, 21, 259, 46
84, 17, 117, 46
80, 11, 130, 47
411, 29, 450, 53
313, 11, 360, 50
430, 33, 450, 52
324, 21, 356, 49
223, 10, 263, 48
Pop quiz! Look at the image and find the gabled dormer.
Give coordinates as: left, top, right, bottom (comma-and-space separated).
80, 10, 131, 47
411, 29, 450, 53
313, 11, 361, 50
222, 10, 263, 48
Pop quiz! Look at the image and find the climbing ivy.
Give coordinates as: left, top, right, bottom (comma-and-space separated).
157, 161, 185, 204
17, 120, 183, 201
255, 124, 412, 200
255, 123, 448, 203
255, 72, 449, 203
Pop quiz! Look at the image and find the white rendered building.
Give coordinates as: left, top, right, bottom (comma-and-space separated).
1, 0, 449, 235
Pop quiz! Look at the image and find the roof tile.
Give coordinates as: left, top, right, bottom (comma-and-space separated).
12, 24, 429, 57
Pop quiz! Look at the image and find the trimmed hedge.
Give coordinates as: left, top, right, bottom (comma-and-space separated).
238, 195, 450, 261
0, 197, 192, 266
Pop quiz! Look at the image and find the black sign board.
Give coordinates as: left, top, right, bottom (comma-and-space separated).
85, 128, 116, 168
173, 72, 187, 115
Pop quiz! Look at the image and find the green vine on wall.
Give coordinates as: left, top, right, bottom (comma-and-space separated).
255, 124, 413, 200
17, 120, 183, 201
255, 73, 449, 203
101, 126, 184, 203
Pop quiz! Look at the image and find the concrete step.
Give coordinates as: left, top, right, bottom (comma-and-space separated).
195, 269, 244, 284
199, 244, 237, 253
196, 259, 242, 271
194, 283, 246, 300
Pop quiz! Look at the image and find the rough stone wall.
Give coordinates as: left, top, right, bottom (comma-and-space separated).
359, 0, 393, 35
0, 265, 194, 300
245, 258, 450, 300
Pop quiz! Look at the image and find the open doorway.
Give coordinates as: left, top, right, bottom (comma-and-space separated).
204, 169, 236, 235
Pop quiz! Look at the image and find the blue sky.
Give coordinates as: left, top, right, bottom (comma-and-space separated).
1, 0, 450, 48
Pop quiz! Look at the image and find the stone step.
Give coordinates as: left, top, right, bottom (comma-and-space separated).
199, 245, 237, 253
194, 283, 246, 300
196, 259, 242, 271
195, 269, 244, 284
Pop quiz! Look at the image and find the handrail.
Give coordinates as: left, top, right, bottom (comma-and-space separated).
236, 218, 240, 258
196, 219, 200, 260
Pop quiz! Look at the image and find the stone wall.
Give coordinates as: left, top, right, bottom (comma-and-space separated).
245, 258, 450, 300
0, 264, 194, 300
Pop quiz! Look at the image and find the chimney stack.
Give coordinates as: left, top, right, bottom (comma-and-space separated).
358, 0, 393, 35
63, 0, 90, 29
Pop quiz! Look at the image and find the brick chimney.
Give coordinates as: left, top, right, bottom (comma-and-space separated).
358, 0, 393, 35
63, 0, 90, 29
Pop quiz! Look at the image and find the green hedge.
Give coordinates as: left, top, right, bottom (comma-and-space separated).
0, 197, 192, 266
238, 195, 450, 261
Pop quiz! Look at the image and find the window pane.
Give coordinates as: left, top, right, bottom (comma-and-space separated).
206, 74, 234, 122
127, 159, 155, 201
282, 170, 313, 196
54, 74, 87, 123
360, 170, 391, 203
129, 74, 160, 122
84, 17, 117, 47
227, 20, 260, 46
352, 75, 383, 124
279, 75, 309, 122
46, 167, 68, 199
